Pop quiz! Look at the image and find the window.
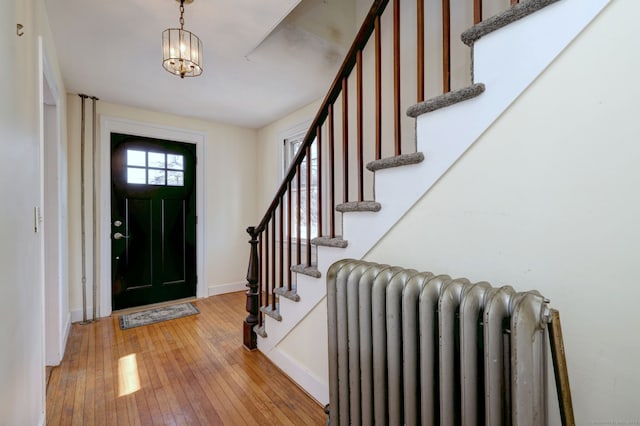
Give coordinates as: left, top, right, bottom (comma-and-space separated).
285, 133, 318, 239
126, 149, 184, 186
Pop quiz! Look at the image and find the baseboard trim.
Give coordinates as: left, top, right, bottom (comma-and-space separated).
266, 346, 329, 405
208, 281, 246, 297
62, 312, 71, 357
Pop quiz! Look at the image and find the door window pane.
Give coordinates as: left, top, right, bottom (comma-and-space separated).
167, 154, 184, 170
127, 167, 146, 184
148, 169, 166, 185
127, 150, 146, 167
148, 152, 166, 169
167, 171, 184, 186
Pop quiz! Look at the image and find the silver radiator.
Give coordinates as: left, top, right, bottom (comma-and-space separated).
327, 259, 550, 426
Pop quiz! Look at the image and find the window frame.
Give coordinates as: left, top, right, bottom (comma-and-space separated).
280, 121, 319, 243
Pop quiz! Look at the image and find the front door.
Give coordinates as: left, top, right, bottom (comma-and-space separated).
111, 133, 197, 310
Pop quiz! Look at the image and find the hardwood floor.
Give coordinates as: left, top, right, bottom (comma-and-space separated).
46, 292, 325, 425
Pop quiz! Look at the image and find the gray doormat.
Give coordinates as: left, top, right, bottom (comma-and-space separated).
119, 302, 200, 330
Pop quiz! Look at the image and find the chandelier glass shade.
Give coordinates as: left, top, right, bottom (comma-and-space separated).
162, 0, 203, 78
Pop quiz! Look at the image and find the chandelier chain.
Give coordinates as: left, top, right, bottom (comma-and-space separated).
179, 0, 185, 29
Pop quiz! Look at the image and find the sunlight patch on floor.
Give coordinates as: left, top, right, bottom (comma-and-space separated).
118, 353, 141, 397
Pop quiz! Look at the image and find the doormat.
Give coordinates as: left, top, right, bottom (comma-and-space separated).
119, 302, 200, 330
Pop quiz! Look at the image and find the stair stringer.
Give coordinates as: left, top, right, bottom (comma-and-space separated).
256, 0, 609, 405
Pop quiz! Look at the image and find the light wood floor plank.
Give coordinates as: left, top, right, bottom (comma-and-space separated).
83, 325, 97, 426
46, 291, 324, 425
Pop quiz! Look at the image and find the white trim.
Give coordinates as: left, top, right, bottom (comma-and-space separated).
207, 281, 247, 297
278, 118, 312, 181
99, 116, 207, 318
266, 346, 328, 405
37, 36, 47, 421
40, 36, 68, 367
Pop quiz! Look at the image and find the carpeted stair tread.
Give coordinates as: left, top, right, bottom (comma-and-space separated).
254, 324, 267, 338
336, 201, 381, 213
407, 84, 485, 118
260, 305, 282, 321
461, 0, 560, 46
273, 286, 300, 302
274, 286, 302, 301
312, 236, 349, 248
290, 264, 321, 279
367, 152, 425, 172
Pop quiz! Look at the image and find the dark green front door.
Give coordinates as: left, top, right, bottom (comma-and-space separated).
111, 133, 196, 310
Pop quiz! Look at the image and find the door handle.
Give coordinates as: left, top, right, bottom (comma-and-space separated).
113, 232, 131, 240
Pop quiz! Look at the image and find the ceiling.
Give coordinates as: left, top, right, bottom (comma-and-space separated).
45, 0, 357, 128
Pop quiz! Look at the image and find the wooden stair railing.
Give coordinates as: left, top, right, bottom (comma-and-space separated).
244, 0, 521, 350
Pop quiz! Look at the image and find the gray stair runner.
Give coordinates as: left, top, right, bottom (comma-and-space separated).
290, 264, 321, 279
461, 0, 560, 46
336, 201, 381, 213
274, 286, 302, 301
254, 324, 267, 338
260, 305, 282, 321
407, 83, 486, 118
312, 236, 349, 248
367, 152, 425, 172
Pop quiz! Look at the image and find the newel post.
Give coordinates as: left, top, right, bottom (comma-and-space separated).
243, 226, 259, 350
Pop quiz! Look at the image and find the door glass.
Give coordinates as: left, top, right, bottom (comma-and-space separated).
127, 167, 146, 184
127, 150, 146, 167
148, 152, 166, 169
167, 171, 184, 186
148, 169, 166, 185
167, 154, 184, 170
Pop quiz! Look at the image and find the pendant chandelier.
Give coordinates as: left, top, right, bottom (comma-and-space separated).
162, 0, 203, 78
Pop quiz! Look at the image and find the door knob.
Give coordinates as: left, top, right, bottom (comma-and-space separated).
113, 232, 130, 240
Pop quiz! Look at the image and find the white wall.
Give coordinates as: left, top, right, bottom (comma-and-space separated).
0, 0, 67, 424
366, 0, 637, 422
66, 98, 259, 316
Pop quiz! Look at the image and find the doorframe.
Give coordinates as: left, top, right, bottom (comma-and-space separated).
39, 37, 69, 367
99, 116, 207, 317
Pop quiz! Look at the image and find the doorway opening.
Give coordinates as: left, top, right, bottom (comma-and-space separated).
99, 117, 206, 317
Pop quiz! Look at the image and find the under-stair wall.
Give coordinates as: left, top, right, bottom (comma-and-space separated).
251, 0, 609, 407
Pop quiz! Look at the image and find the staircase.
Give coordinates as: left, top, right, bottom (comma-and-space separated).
243, 0, 608, 405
